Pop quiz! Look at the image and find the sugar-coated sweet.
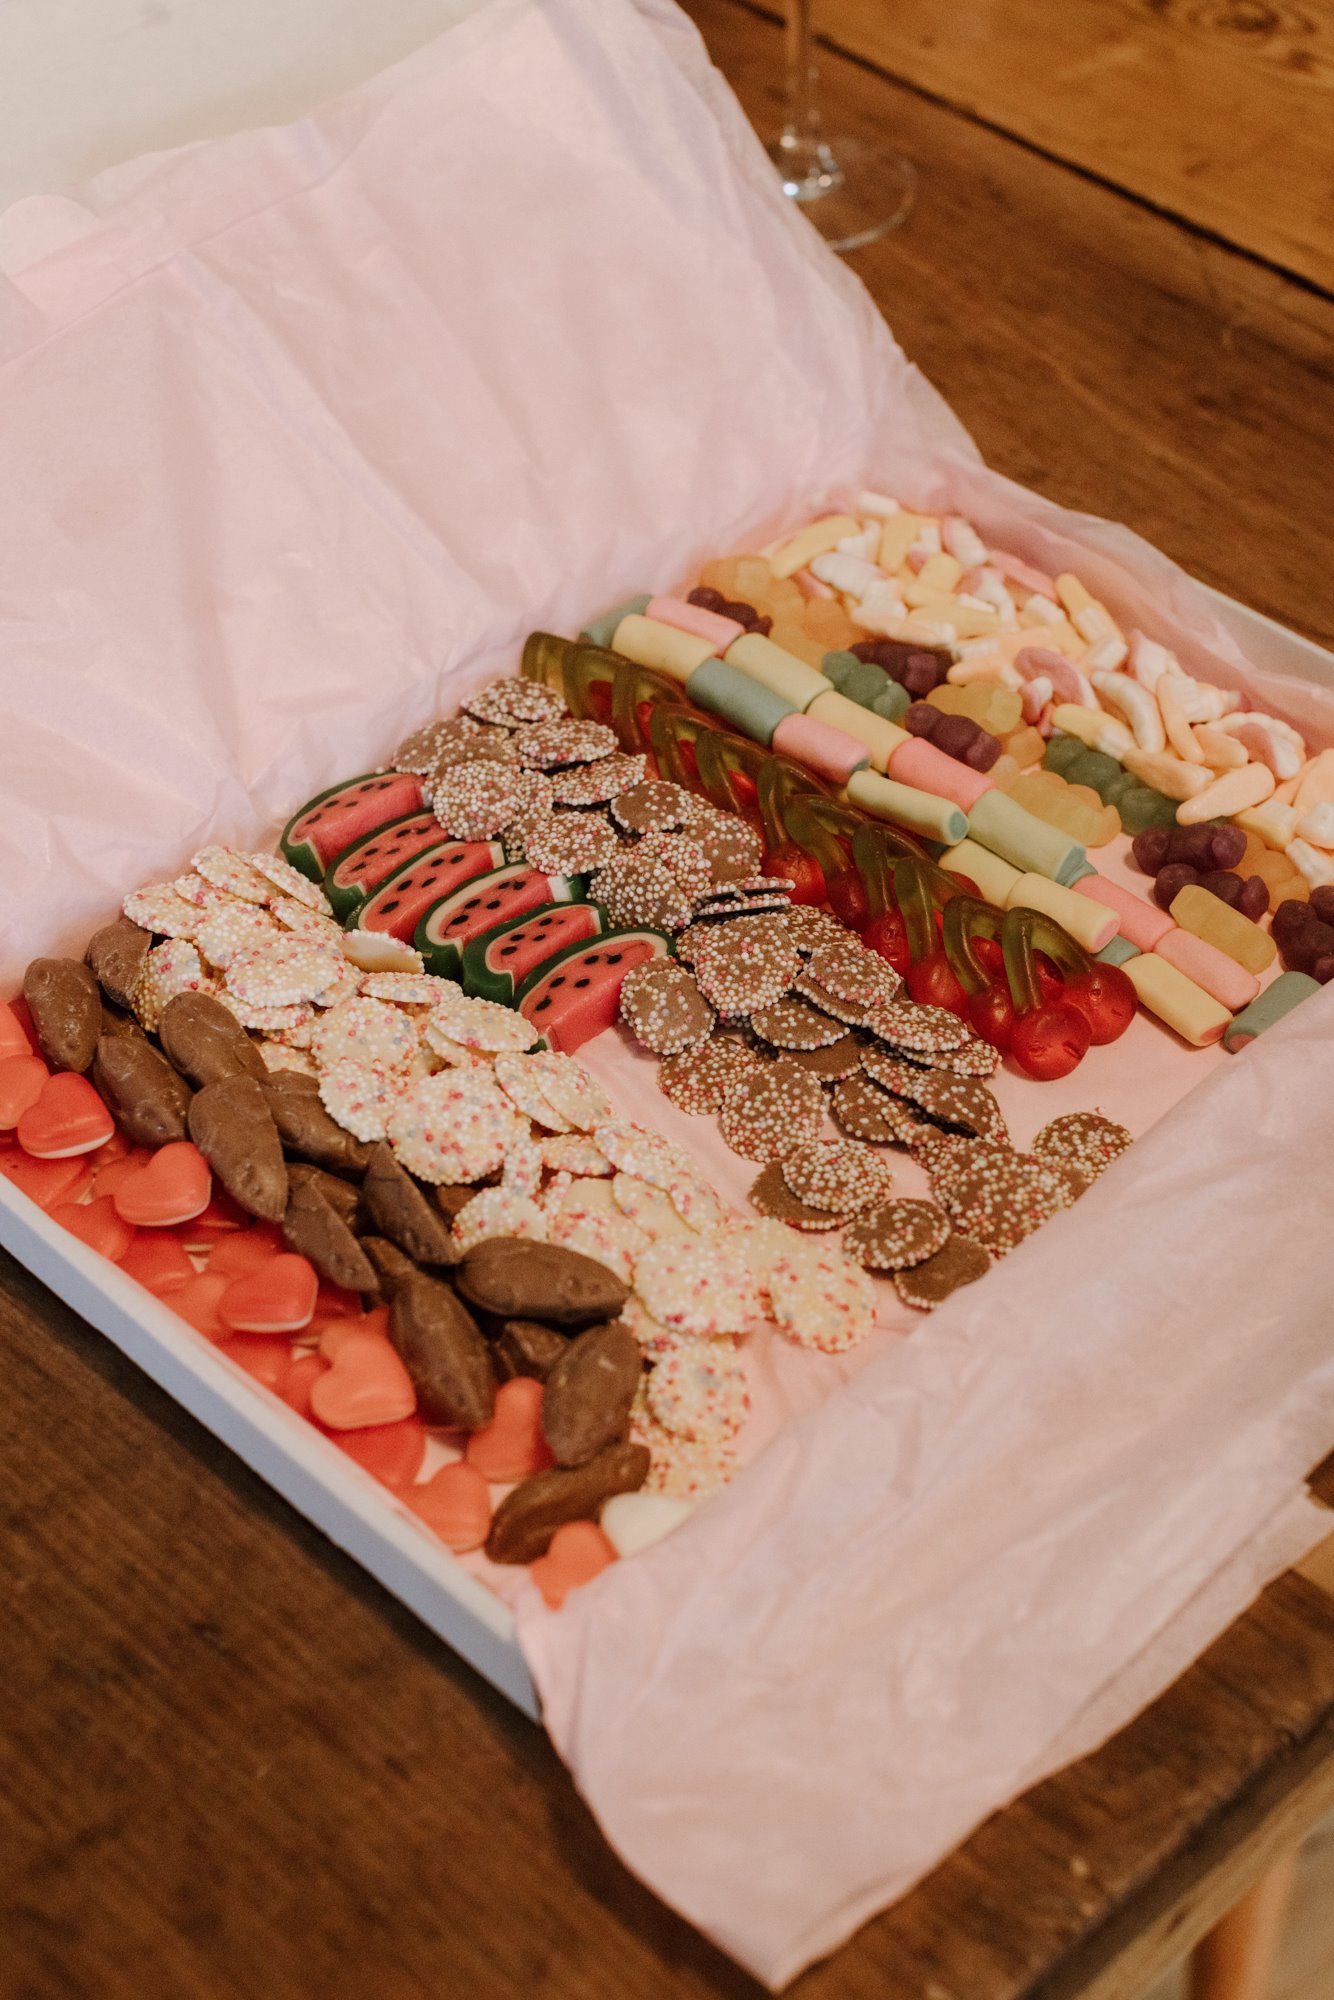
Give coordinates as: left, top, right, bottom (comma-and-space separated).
1168, 884, 1276, 974
937, 838, 1023, 905
611, 613, 716, 683
1072, 874, 1174, 951
888, 735, 994, 813
1155, 928, 1261, 1011
845, 768, 968, 846
1223, 971, 1322, 1051
771, 711, 869, 786
1122, 952, 1232, 1045
967, 790, 1087, 883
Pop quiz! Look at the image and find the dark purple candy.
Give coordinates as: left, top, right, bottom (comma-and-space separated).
1131, 828, 1173, 875
1165, 824, 1225, 872
900, 655, 943, 698
1196, 871, 1244, 910
964, 731, 1002, 773
1206, 824, 1247, 871
932, 715, 980, 763
688, 587, 770, 637
903, 702, 940, 739
850, 639, 952, 688
1235, 875, 1270, 923
1152, 862, 1198, 912
688, 587, 728, 615
1309, 886, 1334, 926
1313, 956, 1334, 985
1285, 919, 1334, 976
1272, 899, 1315, 945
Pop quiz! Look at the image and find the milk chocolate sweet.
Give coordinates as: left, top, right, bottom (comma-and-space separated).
90, 1034, 192, 1148
485, 1439, 651, 1563
281, 1171, 378, 1293
360, 1142, 458, 1266
187, 1074, 289, 1222
456, 1237, 630, 1328
23, 958, 101, 1073
285, 1161, 361, 1226
495, 1318, 569, 1382
86, 917, 152, 1012
359, 1235, 420, 1297
159, 991, 268, 1089
540, 1320, 641, 1466
388, 1271, 496, 1430
260, 1070, 374, 1176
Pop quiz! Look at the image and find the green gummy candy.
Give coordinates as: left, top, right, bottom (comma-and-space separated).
1043, 733, 1084, 776
870, 681, 910, 724
1117, 785, 1178, 834
1096, 934, 1141, 967
1101, 769, 1139, 807
842, 662, 893, 710
1066, 749, 1123, 799
821, 650, 862, 692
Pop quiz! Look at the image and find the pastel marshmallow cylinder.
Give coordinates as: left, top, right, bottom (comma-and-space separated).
805, 690, 909, 772
725, 632, 832, 710
937, 838, 1022, 905
1155, 928, 1261, 1012
685, 659, 795, 747
1095, 934, 1141, 967
1123, 953, 1232, 1046
1167, 884, 1276, 973
772, 712, 869, 787
888, 735, 995, 813
1222, 971, 1322, 1053
645, 595, 746, 654
769, 515, 864, 579
581, 593, 650, 649
1072, 874, 1175, 952
1004, 874, 1118, 952
1060, 857, 1098, 886
612, 614, 716, 684
844, 769, 968, 846
967, 789, 1087, 883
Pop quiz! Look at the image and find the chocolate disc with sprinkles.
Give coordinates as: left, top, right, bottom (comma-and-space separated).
781, 905, 850, 955
938, 1149, 1068, 1256
863, 999, 969, 1056
749, 997, 847, 1051
893, 1234, 991, 1310
512, 717, 618, 771
808, 939, 902, 1009
843, 1198, 952, 1271
747, 1161, 842, 1231
718, 1058, 824, 1163
785, 1034, 865, 1082
782, 1139, 895, 1217
1031, 1110, 1132, 1181
910, 1072, 1009, 1143
693, 917, 801, 1016
521, 809, 622, 876
927, 1037, 1001, 1079
658, 1037, 758, 1115
463, 677, 567, 729
831, 1075, 922, 1145
611, 779, 693, 836
597, 852, 697, 934
792, 974, 871, 1027
619, 959, 716, 1056
859, 1049, 935, 1101
1041, 1158, 1092, 1206
430, 761, 531, 840
548, 751, 648, 808
689, 817, 763, 885
393, 715, 485, 775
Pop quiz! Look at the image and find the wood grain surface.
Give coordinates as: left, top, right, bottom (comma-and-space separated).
6, 4, 1334, 1997
779, 0, 1334, 294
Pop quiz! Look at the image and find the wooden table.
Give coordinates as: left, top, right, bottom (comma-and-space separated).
6, 4, 1334, 1995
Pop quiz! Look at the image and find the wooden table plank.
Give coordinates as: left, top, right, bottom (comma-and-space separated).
782, 0, 1334, 295
6, 10, 1334, 1999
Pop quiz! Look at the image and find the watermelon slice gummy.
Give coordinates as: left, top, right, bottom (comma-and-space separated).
281, 772, 424, 883
460, 902, 611, 1005
324, 812, 450, 921
516, 930, 672, 1054
415, 866, 582, 981
346, 840, 506, 944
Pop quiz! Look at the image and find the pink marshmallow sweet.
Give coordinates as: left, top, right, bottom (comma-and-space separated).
1155, 928, 1261, 1013
989, 550, 1058, 599
645, 595, 745, 653
771, 712, 870, 788
887, 735, 995, 814
1072, 875, 1175, 953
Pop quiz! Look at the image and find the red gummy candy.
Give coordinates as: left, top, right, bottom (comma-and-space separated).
120, 1232, 196, 1297
219, 1253, 318, 1335
0, 1055, 51, 1132
223, 1334, 294, 1396
17, 1073, 114, 1159
171, 1272, 233, 1341
112, 1142, 213, 1227
0, 1150, 94, 1211
207, 1223, 286, 1278
328, 1415, 427, 1490
50, 1194, 136, 1263
283, 1351, 328, 1422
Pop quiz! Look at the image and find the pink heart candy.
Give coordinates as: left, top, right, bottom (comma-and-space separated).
309, 1329, 416, 1431
219, 1253, 319, 1336
113, 1141, 213, 1227
17, 1072, 114, 1158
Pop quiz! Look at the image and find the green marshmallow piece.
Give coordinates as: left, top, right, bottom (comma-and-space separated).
1222, 971, 1321, 1053
1118, 785, 1179, 834
1096, 935, 1141, 967
580, 593, 651, 649
1043, 733, 1084, 776
967, 790, 1086, 883
685, 657, 796, 748
870, 681, 910, 724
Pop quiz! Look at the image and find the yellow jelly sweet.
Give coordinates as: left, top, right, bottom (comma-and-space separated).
1008, 771, 1119, 848
768, 616, 832, 670
698, 554, 774, 604
925, 682, 1023, 735
800, 595, 860, 652
1004, 724, 1047, 771
1246, 845, 1309, 910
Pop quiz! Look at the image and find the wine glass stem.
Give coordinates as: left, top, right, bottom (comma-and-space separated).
784, 0, 821, 146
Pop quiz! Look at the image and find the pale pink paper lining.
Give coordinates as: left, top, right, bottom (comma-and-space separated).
1, 1, 1331, 1986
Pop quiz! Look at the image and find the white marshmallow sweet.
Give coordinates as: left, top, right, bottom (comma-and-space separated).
600, 1490, 695, 1558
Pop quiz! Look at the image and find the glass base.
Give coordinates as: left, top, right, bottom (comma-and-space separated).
768, 132, 916, 253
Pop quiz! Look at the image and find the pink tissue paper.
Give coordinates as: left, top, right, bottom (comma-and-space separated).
1, 0, 1332, 1985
